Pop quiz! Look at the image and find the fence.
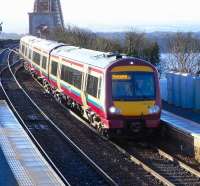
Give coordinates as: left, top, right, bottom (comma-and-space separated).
160, 72, 200, 110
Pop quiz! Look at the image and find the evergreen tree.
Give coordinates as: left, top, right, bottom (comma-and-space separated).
149, 42, 160, 66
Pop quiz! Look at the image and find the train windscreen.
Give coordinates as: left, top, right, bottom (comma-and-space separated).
112, 72, 155, 101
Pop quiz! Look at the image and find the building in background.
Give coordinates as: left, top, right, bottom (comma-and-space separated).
29, 0, 64, 37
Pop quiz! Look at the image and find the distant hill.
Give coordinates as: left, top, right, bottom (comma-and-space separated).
2, 31, 200, 53
96, 31, 200, 53
0, 32, 23, 40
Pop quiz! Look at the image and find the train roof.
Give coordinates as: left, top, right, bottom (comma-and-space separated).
21, 36, 118, 69
51, 46, 119, 69
21, 35, 62, 53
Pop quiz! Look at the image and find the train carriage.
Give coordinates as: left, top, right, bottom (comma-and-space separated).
19, 36, 161, 137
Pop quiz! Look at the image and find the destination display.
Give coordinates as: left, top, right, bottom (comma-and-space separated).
112, 74, 131, 80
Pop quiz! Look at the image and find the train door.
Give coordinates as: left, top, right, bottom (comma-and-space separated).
49, 57, 59, 88
39, 52, 43, 77
40, 54, 48, 79
81, 64, 89, 109
56, 57, 62, 92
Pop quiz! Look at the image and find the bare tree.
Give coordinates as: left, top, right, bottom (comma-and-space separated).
50, 24, 122, 52
167, 32, 200, 74
125, 30, 146, 56
51, 26, 160, 64
50, 25, 96, 47
124, 30, 160, 66
94, 37, 121, 52
69, 26, 96, 48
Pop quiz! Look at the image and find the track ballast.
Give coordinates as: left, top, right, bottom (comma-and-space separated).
0, 50, 117, 186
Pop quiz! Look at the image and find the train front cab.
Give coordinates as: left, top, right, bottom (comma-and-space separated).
103, 58, 161, 135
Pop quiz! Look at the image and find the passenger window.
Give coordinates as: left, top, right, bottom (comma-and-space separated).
28, 49, 32, 59
51, 61, 58, 76
86, 75, 98, 98
71, 69, 82, 89
33, 51, 41, 65
61, 65, 82, 89
42, 56, 47, 69
61, 65, 69, 82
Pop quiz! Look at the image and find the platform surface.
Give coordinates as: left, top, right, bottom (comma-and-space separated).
162, 110, 200, 138
0, 146, 18, 186
0, 100, 65, 186
162, 101, 200, 124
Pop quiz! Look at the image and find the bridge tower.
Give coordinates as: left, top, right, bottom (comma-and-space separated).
29, 0, 64, 37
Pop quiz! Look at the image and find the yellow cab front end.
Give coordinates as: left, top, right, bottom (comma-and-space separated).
105, 59, 161, 134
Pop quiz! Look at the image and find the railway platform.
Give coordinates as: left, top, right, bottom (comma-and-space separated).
161, 110, 200, 163
163, 101, 200, 124
0, 100, 65, 186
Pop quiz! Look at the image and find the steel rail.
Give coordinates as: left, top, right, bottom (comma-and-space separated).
23, 54, 177, 186
157, 149, 200, 178
0, 48, 8, 55
14, 48, 200, 186
73, 108, 200, 184
29, 76, 200, 186
0, 49, 71, 186
4, 49, 118, 186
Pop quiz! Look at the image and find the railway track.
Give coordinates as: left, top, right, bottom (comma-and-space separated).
0, 50, 118, 186
5, 50, 166, 185
0, 48, 15, 98
112, 140, 200, 186
0, 48, 10, 68
55, 95, 200, 186
3, 49, 200, 185
64, 106, 200, 186
68, 103, 200, 185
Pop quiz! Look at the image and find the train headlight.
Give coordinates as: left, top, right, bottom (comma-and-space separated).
109, 106, 121, 114
148, 105, 160, 114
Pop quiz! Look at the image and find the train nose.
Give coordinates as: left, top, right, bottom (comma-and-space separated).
113, 101, 156, 116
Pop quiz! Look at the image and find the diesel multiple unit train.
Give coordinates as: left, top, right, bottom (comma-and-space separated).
19, 36, 161, 137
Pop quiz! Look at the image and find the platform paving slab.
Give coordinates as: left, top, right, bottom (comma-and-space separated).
163, 101, 200, 124
0, 146, 18, 186
0, 100, 65, 186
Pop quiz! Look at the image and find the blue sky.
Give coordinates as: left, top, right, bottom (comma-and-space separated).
1, 0, 200, 33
